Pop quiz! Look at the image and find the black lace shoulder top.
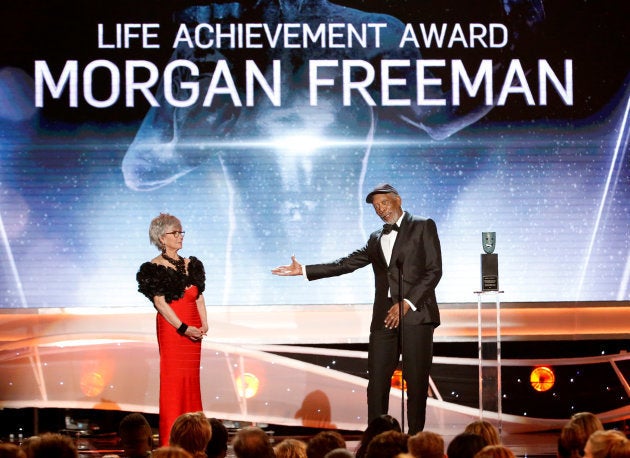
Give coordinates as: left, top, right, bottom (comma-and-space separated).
136, 256, 206, 304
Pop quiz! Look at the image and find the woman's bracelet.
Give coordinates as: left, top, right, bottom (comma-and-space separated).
176, 322, 189, 335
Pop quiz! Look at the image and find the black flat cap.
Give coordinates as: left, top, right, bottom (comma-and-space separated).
365, 183, 399, 203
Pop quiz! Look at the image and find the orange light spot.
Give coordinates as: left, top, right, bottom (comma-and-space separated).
530, 366, 555, 392
236, 373, 260, 399
391, 369, 407, 391
80, 371, 105, 397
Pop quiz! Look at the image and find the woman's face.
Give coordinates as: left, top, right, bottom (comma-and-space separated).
160, 225, 184, 252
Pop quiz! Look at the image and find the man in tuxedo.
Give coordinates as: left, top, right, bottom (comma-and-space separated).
272, 183, 442, 434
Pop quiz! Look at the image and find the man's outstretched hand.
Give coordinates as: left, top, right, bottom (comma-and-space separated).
271, 255, 303, 276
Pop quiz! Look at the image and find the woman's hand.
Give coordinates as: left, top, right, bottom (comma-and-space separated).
185, 325, 205, 341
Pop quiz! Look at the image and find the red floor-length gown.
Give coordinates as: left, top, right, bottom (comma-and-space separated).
156, 285, 203, 445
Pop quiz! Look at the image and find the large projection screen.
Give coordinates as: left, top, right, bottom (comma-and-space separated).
0, 0, 628, 309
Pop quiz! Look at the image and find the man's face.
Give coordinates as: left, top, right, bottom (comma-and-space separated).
371, 193, 403, 224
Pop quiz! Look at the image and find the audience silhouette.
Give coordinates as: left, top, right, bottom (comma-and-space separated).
168, 412, 212, 458
307, 431, 347, 458
446, 433, 486, 458
118, 412, 154, 458
231, 426, 275, 458
205, 418, 228, 458
5, 409, 624, 458
275, 438, 308, 458
407, 431, 445, 458
558, 412, 605, 458
355, 415, 402, 458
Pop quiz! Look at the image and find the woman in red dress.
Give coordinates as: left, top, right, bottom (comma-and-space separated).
136, 213, 208, 445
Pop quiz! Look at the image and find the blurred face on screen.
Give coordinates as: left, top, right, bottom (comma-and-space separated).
372, 193, 403, 224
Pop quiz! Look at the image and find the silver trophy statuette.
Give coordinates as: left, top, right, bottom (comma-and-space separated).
481, 231, 498, 290
482, 232, 496, 254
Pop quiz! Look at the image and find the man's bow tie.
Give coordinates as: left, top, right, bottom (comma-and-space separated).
382, 223, 399, 235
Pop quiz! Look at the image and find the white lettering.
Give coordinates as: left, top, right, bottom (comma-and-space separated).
447, 24, 468, 48
172, 24, 194, 48
309, 60, 338, 105
98, 24, 159, 49
164, 60, 199, 107
539, 59, 573, 105
246, 60, 281, 107
34, 60, 78, 107
381, 60, 411, 106
203, 60, 241, 106
125, 61, 159, 107
417, 59, 446, 106
498, 59, 534, 105
452, 59, 493, 105
83, 60, 120, 108
402, 23, 509, 49
342, 60, 376, 106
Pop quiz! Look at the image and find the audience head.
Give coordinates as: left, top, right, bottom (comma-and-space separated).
274, 438, 308, 458
231, 426, 275, 458
464, 421, 501, 446
20, 435, 41, 458
608, 436, 630, 458
0, 443, 27, 458
408, 431, 445, 458
205, 418, 229, 458
151, 446, 192, 458
169, 411, 212, 458
569, 413, 605, 436
118, 412, 154, 458
22, 432, 78, 458
365, 430, 409, 458
324, 449, 354, 458
584, 430, 627, 458
558, 413, 605, 458
307, 431, 346, 458
446, 433, 486, 458
356, 415, 402, 458
473, 445, 516, 458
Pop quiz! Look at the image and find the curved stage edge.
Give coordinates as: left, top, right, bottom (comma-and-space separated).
0, 301, 629, 440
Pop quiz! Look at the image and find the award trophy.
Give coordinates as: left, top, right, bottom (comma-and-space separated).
481, 232, 499, 291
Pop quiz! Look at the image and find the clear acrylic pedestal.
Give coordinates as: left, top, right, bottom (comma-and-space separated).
475, 290, 504, 436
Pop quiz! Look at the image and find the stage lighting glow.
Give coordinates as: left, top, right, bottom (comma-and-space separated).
391, 369, 407, 391
236, 372, 260, 399
272, 134, 323, 155
80, 371, 105, 397
530, 366, 555, 392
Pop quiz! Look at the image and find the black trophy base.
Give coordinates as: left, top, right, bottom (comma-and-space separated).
481, 253, 499, 291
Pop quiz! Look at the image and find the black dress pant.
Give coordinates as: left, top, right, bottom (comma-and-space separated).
367, 322, 434, 434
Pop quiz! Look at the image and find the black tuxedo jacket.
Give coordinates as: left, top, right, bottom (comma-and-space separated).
306, 212, 442, 331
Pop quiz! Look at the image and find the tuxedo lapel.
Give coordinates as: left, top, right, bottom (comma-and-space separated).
376, 230, 388, 267
389, 212, 409, 268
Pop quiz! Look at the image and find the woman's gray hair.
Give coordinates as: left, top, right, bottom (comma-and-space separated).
149, 213, 181, 251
